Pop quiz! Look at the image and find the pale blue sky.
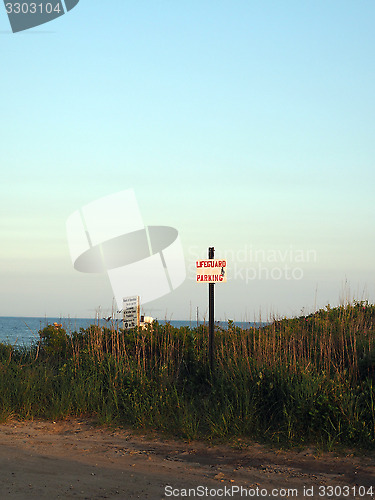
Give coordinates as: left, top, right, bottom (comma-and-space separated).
1, 1, 374, 319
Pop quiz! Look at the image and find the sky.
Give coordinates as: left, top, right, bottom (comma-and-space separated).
1, 1, 374, 321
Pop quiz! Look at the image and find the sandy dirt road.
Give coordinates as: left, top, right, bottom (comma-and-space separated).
0, 419, 373, 499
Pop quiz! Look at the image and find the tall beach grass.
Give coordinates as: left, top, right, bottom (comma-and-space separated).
0, 300, 374, 450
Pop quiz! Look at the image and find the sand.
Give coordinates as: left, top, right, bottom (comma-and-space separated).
0, 418, 373, 499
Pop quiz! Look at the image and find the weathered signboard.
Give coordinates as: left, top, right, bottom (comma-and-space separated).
196, 259, 227, 283
122, 295, 140, 329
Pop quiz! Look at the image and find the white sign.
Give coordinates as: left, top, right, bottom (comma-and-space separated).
196, 260, 227, 283
122, 295, 140, 328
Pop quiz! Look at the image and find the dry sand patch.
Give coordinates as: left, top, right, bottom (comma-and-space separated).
0, 419, 373, 499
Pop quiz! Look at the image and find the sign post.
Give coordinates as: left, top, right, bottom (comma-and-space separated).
208, 247, 215, 372
122, 295, 140, 329
196, 249, 227, 373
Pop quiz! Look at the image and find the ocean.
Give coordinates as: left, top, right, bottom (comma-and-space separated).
0, 317, 263, 347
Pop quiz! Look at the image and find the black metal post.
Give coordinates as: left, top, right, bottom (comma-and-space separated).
208, 246, 215, 372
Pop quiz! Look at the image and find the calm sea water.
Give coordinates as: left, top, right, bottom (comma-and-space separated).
0, 317, 263, 346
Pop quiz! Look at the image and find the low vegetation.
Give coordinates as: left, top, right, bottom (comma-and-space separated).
0, 301, 374, 450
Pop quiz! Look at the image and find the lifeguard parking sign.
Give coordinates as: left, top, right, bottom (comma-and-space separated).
196, 259, 227, 283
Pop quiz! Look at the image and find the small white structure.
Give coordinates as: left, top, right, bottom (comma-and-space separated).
140, 316, 154, 329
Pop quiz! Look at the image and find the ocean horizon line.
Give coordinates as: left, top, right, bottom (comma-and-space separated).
0, 314, 269, 324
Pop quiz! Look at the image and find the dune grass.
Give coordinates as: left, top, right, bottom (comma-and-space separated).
0, 300, 374, 450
